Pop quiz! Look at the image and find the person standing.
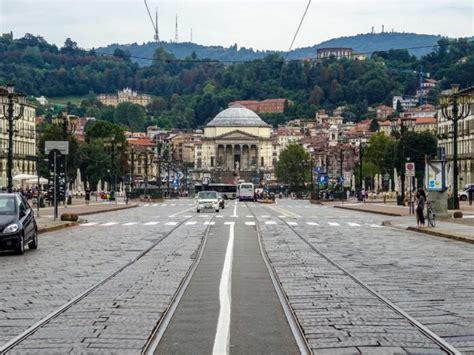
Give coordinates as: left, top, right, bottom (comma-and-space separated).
85, 188, 91, 205
416, 188, 426, 228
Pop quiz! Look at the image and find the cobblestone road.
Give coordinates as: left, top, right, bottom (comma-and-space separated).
257, 200, 474, 354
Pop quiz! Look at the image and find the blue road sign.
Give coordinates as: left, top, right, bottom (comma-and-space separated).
339, 175, 345, 184
313, 166, 322, 173
319, 175, 328, 184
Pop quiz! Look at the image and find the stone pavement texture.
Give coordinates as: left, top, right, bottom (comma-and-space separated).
0, 201, 198, 350
268, 201, 474, 353
253, 204, 448, 354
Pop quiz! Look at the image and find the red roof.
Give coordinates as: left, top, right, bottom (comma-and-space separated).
127, 138, 155, 147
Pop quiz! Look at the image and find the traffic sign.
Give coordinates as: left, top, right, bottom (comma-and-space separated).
405, 162, 416, 177
339, 175, 345, 184
313, 166, 321, 173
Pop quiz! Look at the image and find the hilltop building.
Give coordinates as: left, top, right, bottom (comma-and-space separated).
317, 47, 353, 60
98, 88, 151, 107
228, 99, 292, 114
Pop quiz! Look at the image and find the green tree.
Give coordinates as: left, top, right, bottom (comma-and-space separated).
275, 144, 311, 191
85, 120, 126, 144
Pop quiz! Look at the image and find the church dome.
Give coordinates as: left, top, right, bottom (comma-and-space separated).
206, 105, 270, 127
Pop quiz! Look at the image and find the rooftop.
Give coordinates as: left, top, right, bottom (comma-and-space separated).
206, 105, 270, 127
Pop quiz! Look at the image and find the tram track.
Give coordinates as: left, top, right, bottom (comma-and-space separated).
0, 214, 212, 354
257, 203, 461, 355
246, 202, 313, 355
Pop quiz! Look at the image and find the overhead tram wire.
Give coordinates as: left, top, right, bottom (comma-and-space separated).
0, 36, 471, 66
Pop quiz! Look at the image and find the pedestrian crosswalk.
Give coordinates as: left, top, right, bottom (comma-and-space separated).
79, 220, 383, 228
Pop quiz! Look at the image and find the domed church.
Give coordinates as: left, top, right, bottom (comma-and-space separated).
195, 105, 273, 184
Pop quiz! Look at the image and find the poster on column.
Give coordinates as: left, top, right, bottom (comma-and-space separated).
426, 160, 446, 192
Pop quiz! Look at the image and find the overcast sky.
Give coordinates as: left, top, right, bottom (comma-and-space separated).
1, 0, 473, 51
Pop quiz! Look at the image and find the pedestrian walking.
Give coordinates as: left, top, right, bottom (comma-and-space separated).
414, 191, 420, 227
85, 188, 91, 205
416, 188, 426, 228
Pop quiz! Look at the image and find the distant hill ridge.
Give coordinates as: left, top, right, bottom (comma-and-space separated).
98, 32, 447, 66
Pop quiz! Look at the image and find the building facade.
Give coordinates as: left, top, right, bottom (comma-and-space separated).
194, 106, 273, 184
229, 99, 292, 114
317, 47, 353, 60
0, 102, 37, 188
437, 86, 474, 186
98, 88, 151, 107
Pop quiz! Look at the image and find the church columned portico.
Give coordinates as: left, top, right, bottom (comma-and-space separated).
195, 105, 273, 184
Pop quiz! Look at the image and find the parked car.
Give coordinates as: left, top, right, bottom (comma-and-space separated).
196, 191, 220, 213
0, 193, 38, 255
459, 186, 473, 201
217, 193, 225, 209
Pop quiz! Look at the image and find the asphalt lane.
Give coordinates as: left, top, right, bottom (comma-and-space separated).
156, 201, 298, 354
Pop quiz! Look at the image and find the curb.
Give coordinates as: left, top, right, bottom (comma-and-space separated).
75, 204, 139, 216
334, 205, 402, 217
38, 222, 79, 234
406, 226, 474, 244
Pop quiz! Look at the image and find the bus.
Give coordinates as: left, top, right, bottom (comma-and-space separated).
237, 182, 255, 201
194, 183, 237, 199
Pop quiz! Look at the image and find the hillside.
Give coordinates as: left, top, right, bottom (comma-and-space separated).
98, 32, 446, 66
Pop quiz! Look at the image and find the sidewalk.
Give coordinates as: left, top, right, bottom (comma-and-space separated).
333, 201, 410, 216
35, 200, 139, 234
384, 216, 474, 244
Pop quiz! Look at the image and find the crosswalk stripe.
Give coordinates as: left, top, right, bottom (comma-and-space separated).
245, 221, 256, 226
287, 221, 298, 226
348, 222, 361, 227
144, 222, 159, 225
143, 204, 150, 207
184, 215, 193, 218
102, 222, 118, 226
265, 221, 277, 225
185, 221, 197, 225
306, 222, 319, 226
81, 222, 97, 226
369, 224, 383, 228
152, 204, 158, 207
204, 221, 215, 225
328, 222, 340, 226
278, 215, 287, 218
123, 222, 137, 226
162, 204, 167, 207
171, 204, 176, 206
166, 221, 178, 225
260, 215, 270, 218
216, 215, 224, 218
246, 215, 254, 218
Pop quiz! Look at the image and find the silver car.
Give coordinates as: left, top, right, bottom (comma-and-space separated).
196, 191, 220, 213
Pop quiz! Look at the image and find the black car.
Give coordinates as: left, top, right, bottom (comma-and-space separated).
0, 193, 38, 255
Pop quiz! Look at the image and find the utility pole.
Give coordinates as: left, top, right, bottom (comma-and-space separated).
130, 148, 135, 189
359, 143, 363, 191
1, 85, 26, 192
144, 150, 149, 197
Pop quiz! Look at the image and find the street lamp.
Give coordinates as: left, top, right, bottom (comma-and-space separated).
104, 135, 123, 196
439, 84, 474, 209
0, 85, 27, 192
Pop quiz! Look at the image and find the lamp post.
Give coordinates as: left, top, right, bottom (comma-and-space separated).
439, 84, 473, 209
390, 116, 416, 204
104, 135, 123, 199
0, 85, 27, 192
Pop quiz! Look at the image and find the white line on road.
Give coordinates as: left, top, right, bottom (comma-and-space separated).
213, 222, 235, 355
369, 223, 383, 228
265, 221, 277, 225
162, 204, 167, 207
185, 221, 197, 225
144, 221, 159, 225
166, 221, 178, 226
123, 222, 137, 226
216, 215, 224, 218
81, 222, 97, 226
152, 204, 158, 207
143, 204, 150, 207
101, 222, 118, 226
260, 215, 270, 218
168, 206, 195, 218
348, 222, 361, 227
287, 221, 298, 226
204, 221, 216, 225
306, 222, 319, 226
231, 202, 238, 218
246, 215, 254, 218
328, 222, 340, 226
245, 221, 256, 226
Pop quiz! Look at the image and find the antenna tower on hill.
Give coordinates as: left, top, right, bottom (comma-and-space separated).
175, 14, 179, 43
143, 0, 160, 42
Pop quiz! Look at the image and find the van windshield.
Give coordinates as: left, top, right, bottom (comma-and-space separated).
198, 192, 218, 199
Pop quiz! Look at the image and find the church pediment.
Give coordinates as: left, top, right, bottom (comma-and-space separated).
215, 130, 259, 140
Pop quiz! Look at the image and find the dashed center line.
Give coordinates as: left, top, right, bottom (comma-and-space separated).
328, 222, 340, 226
245, 221, 256, 226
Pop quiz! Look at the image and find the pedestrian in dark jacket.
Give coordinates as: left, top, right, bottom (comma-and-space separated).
416, 188, 426, 227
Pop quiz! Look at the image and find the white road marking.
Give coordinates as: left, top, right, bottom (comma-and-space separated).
144, 222, 159, 225
265, 221, 277, 225
102, 222, 118, 226
81, 222, 97, 226
232, 202, 238, 218
143, 204, 150, 207
245, 221, 256, 226
369, 224, 383, 228
260, 215, 270, 218
348, 222, 361, 227
123, 222, 137, 226
169, 206, 195, 218
162, 204, 167, 207
278, 215, 287, 218
200, 214, 210, 218
166, 221, 178, 226
306, 222, 319, 226
204, 221, 215, 225
287, 221, 298, 226
152, 204, 158, 207
171, 204, 176, 206
216, 215, 224, 218
185, 221, 197, 225
328, 222, 340, 226
246, 215, 254, 218
213, 222, 235, 355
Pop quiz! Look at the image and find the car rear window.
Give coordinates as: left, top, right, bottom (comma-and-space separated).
198, 192, 218, 199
